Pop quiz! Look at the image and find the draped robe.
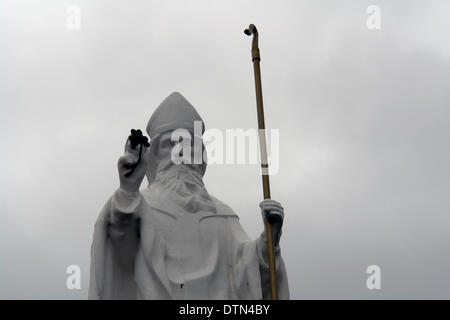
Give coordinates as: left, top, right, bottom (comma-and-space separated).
89, 186, 289, 299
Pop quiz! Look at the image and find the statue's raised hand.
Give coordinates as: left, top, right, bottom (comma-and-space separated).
118, 129, 150, 193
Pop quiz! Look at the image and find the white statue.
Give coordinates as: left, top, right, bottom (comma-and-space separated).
89, 92, 289, 299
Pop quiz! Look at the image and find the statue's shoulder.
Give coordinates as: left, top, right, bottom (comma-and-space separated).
140, 187, 159, 202
140, 187, 168, 211
209, 195, 239, 217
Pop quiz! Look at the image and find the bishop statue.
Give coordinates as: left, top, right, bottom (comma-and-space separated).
89, 92, 289, 299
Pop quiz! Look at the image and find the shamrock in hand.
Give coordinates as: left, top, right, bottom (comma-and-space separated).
124, 129, 150, 177
128, 129, 150, 148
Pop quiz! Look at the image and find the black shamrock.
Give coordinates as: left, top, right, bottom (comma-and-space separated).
124, 129, 150, 177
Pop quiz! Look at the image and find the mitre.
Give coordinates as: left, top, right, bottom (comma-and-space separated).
146, 91, 205, 139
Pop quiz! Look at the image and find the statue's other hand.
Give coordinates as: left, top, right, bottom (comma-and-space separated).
259, 199, 284, 247
118, 138, 150, 193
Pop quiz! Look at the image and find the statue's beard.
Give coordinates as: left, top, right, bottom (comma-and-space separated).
150, 163, 216, 213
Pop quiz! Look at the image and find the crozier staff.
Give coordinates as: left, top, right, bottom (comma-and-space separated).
244, 24, 278, 300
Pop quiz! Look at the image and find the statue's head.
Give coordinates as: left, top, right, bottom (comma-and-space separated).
145, 91, 207, 184
145, 92, 214, 212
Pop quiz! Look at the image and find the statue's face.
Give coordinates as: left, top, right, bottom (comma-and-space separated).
156, 131, 176, 161
147, 129, 206, 184
154, 130, 204, 166
149, 131, 176, 176
149, 130, 215, 213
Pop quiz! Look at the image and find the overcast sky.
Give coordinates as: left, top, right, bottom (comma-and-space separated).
1, 0, 450, 299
